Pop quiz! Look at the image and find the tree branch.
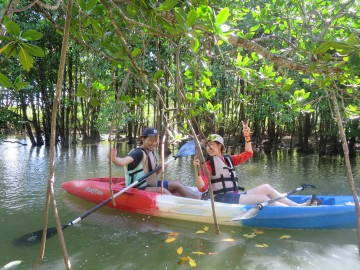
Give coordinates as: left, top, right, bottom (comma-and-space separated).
227, 34, 341, 74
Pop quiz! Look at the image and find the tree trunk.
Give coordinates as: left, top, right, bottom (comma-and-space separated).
30, 95, 44, 146
329, 87, 360, 254
20, 99, 37, 146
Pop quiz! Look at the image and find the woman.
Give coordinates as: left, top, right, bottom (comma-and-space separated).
193, 120, 317, 206
111, 127, 200, 199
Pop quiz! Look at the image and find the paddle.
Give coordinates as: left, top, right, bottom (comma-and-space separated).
14, 140, 196, 245
231, 183, 316, 221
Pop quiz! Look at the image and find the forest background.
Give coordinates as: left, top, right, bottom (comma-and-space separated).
0, 0, 359, 156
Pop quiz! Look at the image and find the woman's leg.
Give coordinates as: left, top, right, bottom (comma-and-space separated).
245, 184, 309, 206
167, 181, 201, 199
145, 186, 172, 195
239, 192, 288, 206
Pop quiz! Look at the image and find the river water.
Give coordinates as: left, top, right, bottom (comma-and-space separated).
1, 137, 360, 269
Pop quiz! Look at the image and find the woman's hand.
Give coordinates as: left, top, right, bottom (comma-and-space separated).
193, 155, 200, 167
242, 119, 251, 137
108, 148, 117, 161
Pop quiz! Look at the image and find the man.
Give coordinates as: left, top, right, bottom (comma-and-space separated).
111, 127, 200, 199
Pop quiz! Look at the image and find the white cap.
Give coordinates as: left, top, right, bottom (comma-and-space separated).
208, 134, 226, 152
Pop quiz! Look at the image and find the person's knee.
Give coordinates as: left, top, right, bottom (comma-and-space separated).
260, 183, 273, 192
168, 181, 182, 189
162, 188, 172, 195
146, 187, 172, 195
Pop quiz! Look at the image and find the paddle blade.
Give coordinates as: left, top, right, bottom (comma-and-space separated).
175, 140, 195, 158
13, 227, 58, 246
231, 207, 259, 221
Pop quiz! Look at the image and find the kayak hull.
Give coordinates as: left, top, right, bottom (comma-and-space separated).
61, 177, 358, 229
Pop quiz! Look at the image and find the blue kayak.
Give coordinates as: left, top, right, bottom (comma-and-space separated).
240, 195, 357, 229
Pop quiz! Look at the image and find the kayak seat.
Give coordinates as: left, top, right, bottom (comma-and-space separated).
320, 198, 335, 205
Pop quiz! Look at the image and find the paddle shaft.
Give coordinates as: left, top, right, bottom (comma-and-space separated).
15, 140, 195, 244
15, 158, 175, 244
62, 156, 176, 229
258, 185, 310, 209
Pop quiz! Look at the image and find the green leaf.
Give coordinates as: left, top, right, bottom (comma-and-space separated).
184, 70, 193, 79
203, 87, 216, 99
93, 81, 105, 90
5, 21, 21, 36
217, 33, 229, 44
0, 43, 10, 55
86, 0, 98, 11
89, 97, 100, 107
303, 104, 314, 113
294, 89, 306, 100
346, 33, 360, 46
348, 52, 360, 67
22, 29, 43, 41
206, 101, 214, 111
3, 43, 17, 58
14, 75, 30, 91
201, 74, 211, 86
214, 24, 223, 35
19, 48, 34, 71
156, 0, 178, 11
78, 0, 87, 10
131, 48, 142, 58
329, 41, 354, 53
78, 0, 97, 11
0, 72, 14, 88
174, 8, 186, 28
186, 10, 197, 27
315, 41, 331, 54
189, 36, 200, 52
215, 7, 229, 25
163, 24, 182, 35
153, 70, 164, 80
22, 44, 45, 57
77, 83, 88, 97
250, 24, 260, 32
92, 20, 103, 35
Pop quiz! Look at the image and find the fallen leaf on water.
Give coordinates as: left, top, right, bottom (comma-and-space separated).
221, 238, 235, 242
189, 258, 197, 267
168, 232, 179, 237
203, 226, 209, 231
279, 235, 291, 239
177, 247, 183, 255
177, 256, 197, 267
177, 256, 189, 266
243, 233, 256, 238
165, 237, 177, 243
252, 229, 264, 235
195, 230, 205, 234
192, 251, 205, 255
255, 243, 269, 248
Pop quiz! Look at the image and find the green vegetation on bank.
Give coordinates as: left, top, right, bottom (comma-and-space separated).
0, 0, 359, 155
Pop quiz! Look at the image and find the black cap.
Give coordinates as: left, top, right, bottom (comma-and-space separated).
142, 127, 158, 137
